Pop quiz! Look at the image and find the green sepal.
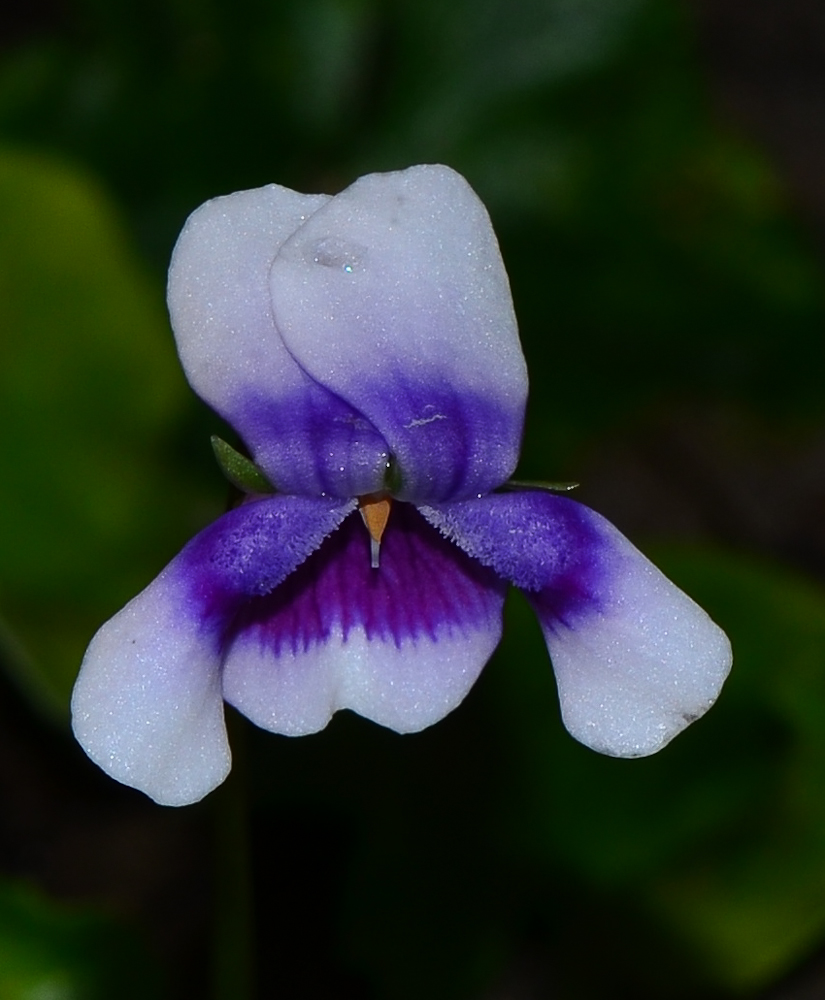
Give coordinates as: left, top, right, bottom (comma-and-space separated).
211, 436, 276, 495
383, 454, 402, 494
497, 479, 580, 493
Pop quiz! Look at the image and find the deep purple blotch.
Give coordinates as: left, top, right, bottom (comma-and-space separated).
174, 494, 352, 630
237, 379, 389, 498
236, 373, 524, 502
361, 372, 525, 501
175, 498, 505, 656
231, 503, 505, 656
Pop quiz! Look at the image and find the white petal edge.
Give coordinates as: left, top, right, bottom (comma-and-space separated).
540, 528, 732, 757
71, 571, 231, 807
167, 183, 330, 426
222, 619, 503, 736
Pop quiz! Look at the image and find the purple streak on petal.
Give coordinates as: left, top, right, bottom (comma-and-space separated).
227, 501, 504, 652
175, 494, 356, 633
221, 502, 506, 734
420, 492, 610, 625
73, 493, 357, 804
235, 383, 390, 498
235, 374, 521, 502
348, 372, 524, 502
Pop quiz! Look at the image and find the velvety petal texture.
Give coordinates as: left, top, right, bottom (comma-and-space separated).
421, 492, 732, 756
222, 503, 506, 735
72, 495, 354, 805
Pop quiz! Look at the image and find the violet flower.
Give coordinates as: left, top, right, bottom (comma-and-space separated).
71, 164, 731, 806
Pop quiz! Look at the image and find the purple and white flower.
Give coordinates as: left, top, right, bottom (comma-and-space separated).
71, 164, 732, 807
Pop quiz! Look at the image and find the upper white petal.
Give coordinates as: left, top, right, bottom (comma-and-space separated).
167, 182, 330, 423
268, 164, 528, 497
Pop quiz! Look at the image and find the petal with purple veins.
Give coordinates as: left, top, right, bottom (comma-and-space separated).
167, 184, 391, 497
221, 502, 507, 734
72, 494, 354, 805
420, 492, 732, 756
268, 164, 528, 502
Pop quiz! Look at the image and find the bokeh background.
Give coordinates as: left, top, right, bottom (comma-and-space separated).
2, 0, 825, 997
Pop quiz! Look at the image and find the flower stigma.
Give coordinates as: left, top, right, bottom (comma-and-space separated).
358, 493, 392, 569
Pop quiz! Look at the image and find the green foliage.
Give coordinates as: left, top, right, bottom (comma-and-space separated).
0, 147, 213, 716
648, 549, 825, 989
244, 550, 825, 999
0, 879, 165, 999
211, 435, 275, 496
486, 549, 825, 992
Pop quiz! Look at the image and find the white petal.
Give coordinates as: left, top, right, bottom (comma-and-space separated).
269, 164, 527, 500
168, 183, 329, 418
223, 620, 501, 735
168, 184, 393, 496
71, 570, 230, 806
421, 491, 731, 756
545, 525, 732, 756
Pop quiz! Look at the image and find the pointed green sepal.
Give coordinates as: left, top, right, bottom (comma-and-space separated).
211, 436, 276, 495
383, 454, 402, 495
497, 479, 580, 493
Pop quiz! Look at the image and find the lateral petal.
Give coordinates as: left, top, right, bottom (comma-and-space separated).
72, 494, 354, 805
421, 492, 732, 756
268, 164, 528, 502
221, 502, 506, 735
167, 184, 391, 497
72, 570, 230, 807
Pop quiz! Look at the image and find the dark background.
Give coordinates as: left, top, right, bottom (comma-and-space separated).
2, 0, 825, 996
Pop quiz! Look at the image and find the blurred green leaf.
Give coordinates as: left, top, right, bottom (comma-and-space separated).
210, 435, 275, 495
487, 547, 825, 992
0, 147, 213, 719
646, 547, 825, 990
0, 878, 165, 999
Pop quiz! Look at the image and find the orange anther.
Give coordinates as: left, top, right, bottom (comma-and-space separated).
358, 494, 392, 568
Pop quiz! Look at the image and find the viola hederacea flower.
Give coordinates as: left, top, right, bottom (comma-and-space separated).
71, 164, 732, 806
